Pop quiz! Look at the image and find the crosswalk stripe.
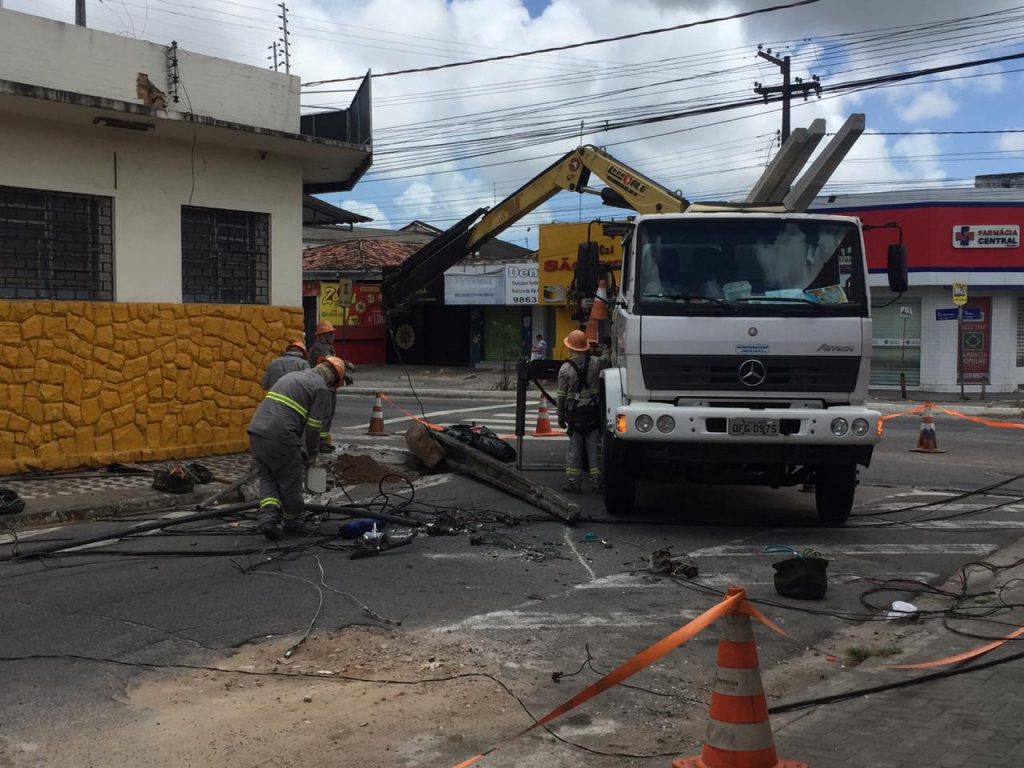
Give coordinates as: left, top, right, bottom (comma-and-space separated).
689, 543, 996, 557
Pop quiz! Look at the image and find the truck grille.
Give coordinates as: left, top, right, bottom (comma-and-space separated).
641, 355, 860, 393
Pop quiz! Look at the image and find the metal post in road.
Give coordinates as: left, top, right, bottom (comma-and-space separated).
514, 360, 528, 471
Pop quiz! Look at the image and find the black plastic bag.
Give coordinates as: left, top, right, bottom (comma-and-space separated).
184, 462, 215, 484
772, 555, 829, 600
0, 488, 26, 516
152, 465, 196, 494
445, 423, 516, 463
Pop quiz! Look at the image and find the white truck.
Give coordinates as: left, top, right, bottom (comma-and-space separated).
597, 208, 906, 523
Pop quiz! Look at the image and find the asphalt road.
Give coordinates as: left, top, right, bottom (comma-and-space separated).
1, 393, 1022, 764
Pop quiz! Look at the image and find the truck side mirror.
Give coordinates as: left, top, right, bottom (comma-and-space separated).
575, 241, 600, 294
887, 244, 908, 293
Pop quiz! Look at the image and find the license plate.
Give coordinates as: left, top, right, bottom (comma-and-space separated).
728, 417, 779, 436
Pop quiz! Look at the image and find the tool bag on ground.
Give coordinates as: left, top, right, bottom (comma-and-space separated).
152, 465, 196, 494
767, 546, 829, 600
444, 423, 516, 463
0, 488, 26, 516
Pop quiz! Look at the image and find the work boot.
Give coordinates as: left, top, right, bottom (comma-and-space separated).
283, 517, 318, 536
318, 440, 336, 454
561, 482, 582, 495
258, 506, 283, 541
591, 480, 603, 494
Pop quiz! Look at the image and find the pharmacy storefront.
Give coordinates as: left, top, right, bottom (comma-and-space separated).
814, 189, 1024, 393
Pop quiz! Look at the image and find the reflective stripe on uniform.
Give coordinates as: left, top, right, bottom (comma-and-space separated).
307, 417, 323, 429
265, 391, 308, 419
260, 497, 282, 509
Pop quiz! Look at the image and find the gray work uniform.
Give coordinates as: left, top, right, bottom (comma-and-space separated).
556, 353, 610, 490
247, 369, 332, 522
260, 349, 310, 390
309, 338, 336, 444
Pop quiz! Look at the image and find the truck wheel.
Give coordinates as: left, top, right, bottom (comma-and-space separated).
602, 429, 637, 515
814, 464, 857, 525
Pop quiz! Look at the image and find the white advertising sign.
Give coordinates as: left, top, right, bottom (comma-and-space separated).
952, 224, 1019, 249
444, 265, 505, 305
504, 264, 539, 305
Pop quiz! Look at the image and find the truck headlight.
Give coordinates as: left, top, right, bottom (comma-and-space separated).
656, 415, 675, 433
830, 418, 849, 436
851, 418, 870, 436
635, 415, 654, 433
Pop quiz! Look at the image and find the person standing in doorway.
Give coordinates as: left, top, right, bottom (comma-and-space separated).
556, 330, 609, 494
530, 334, 548, 361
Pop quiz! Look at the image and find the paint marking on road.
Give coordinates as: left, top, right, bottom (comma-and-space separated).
848, 518, 1024, 529
861, 502, 1024, 513
688, 543, 997, 557
564, 526, 596, 582
343, 400, 513, 429
574, 573, 676, 590
435, 608, 699, 632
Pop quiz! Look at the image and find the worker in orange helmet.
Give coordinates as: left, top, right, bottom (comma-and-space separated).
308, 320, 338, 453
260, 340, 309, 390
247, 357, 346, 539
556, 329, 610, 494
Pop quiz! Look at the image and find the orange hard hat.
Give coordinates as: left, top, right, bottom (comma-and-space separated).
563, 329, 590, 353
286, 340, 307, 355
319, 356, 346, 389
315, 320, 335, 335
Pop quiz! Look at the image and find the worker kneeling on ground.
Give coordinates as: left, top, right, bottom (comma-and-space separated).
260, 340, 309, 390
556, 329, 610, 494
247, 356, 346, 540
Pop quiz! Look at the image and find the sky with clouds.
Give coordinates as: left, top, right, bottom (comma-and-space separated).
7, 0, 1024, 247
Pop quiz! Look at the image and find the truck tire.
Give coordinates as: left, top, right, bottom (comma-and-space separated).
814, 463, 857, 525
602, 429, 637, 515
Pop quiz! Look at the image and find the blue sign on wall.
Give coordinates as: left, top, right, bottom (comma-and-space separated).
935, 308, 959, 321
961, 308, 982, 321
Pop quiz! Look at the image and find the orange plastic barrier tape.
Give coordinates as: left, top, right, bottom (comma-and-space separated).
450, 590, 788, 767
933, 406, 1024, 431
880, 404, 926, 422
885, 625, 1024, 670
379, 393, 445, 431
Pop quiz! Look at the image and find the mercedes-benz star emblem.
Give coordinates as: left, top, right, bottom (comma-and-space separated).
738, 359, 767, 387
748, 327, 758, 337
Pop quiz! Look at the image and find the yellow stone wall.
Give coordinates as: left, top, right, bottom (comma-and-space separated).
0, 300, 304, 475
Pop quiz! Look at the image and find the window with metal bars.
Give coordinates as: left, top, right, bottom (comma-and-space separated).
181, 206, 269, 304
0, 185, 114, 300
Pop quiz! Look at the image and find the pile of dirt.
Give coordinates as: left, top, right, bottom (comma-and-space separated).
332, 453, 411, 485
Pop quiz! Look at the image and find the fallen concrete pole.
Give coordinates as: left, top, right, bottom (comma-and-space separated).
406, 424, 580, 523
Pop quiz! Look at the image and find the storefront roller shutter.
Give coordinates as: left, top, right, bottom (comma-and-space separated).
871, 299, 921, 387
1017, 297, 1024, 368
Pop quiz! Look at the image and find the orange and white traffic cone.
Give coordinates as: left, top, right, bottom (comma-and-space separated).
366, 393, 386, 435
673, 588, 807, 768
910, 402, 945, 453
531, 399, 557, 437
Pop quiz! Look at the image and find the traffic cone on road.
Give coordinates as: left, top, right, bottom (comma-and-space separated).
673, 587, 807, 768
531, 399, 557, 436
366, 393, 386, 435
910, 402, 945, 453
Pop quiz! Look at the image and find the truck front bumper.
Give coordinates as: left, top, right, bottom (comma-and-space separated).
612, 404, 881, 447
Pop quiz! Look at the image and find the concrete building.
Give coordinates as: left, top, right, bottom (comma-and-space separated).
0, 10, 372, 474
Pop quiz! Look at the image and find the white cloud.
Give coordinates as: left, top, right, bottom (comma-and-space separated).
333, 199, 391, 227
901, 88, 958, 123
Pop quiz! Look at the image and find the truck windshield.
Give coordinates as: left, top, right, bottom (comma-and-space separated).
634, 218, 867, 316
